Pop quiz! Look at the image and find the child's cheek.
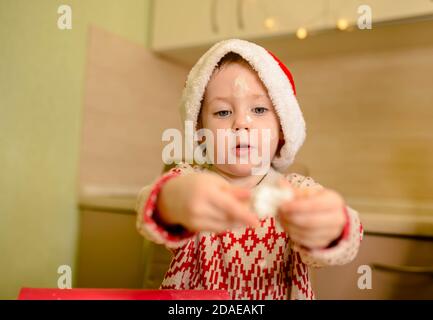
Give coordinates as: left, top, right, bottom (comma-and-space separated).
257, 127, 280, 158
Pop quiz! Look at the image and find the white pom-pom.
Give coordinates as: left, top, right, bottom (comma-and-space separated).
252, 185, 294, 219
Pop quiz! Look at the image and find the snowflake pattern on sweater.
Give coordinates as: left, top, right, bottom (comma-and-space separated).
135, 163, 363, 300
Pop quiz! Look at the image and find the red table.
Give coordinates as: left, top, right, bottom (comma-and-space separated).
18, 288, 231, 300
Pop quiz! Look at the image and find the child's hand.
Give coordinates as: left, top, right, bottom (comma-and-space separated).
157, 172, 260, 234
277, 179, 346, 249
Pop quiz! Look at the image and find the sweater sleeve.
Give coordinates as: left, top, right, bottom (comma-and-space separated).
135, 162, 198, 250
285, 173, 364, 268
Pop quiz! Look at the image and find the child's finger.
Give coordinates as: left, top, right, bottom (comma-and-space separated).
280, 209, 339, 229
197, 218, 232, 234
278, 178, 294, 190
280, 189, 337, 214
278, 178, 317, 201
190, 205, 233, 233
229, 186, 251, 202
284, 223, 328, 245
277, 179, 298, 200
212, 192, 259, 227
292, 186, 320, 199
207, 201, 258, 230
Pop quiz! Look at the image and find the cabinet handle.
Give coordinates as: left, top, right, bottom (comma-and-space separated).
236, 0, 245, 30
211, 0, 219, 33
372, 263, 433, 276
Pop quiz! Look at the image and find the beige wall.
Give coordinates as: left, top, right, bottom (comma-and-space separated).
279, 22, 433, 207
291, 45, 433, 203
0, 0, 151, 299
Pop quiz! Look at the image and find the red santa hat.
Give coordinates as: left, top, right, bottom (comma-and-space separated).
180, 38, 306, 173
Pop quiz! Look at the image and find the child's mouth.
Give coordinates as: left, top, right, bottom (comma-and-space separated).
234, 143, 253, 157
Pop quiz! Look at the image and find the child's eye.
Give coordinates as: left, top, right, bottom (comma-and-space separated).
214, 110, 232, 118
252, 107, 268, 114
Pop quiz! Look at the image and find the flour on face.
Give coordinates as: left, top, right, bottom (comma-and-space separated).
233, 75, 250, 98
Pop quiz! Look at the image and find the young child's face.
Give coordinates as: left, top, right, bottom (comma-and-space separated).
201, 62, 282, 177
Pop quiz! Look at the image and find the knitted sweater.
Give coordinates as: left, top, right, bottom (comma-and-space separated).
135, 162, 363, 300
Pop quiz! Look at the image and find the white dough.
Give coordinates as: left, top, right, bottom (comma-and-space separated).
252, 185, 294, 219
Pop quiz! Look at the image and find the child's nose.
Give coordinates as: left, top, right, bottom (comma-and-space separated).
232, 112, 252, 131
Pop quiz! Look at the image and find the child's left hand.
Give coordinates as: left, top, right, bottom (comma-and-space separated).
277, 180, 347, 250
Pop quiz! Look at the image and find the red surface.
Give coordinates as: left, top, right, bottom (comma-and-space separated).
18, 288, 231, 300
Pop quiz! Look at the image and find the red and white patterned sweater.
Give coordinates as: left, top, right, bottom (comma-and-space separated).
135, 163, 363, 300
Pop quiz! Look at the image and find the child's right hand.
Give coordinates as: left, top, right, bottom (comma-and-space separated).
156, 172, 260, 234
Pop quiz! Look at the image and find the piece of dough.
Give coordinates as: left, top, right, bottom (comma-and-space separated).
252, 185, 294, 219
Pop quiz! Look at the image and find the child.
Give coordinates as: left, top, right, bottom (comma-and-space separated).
135, 39, 363, 300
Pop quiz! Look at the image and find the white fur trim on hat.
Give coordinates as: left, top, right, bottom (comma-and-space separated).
180, 38, 306, 173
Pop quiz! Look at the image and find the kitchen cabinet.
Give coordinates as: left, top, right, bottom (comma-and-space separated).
76, 209, 146, 288
151, 0, 433, 52
236, 0, 333, 39
76, 201, 433, 295
151, 0, 333, 50
328, 0, 433, 27
311, 233, 433, 299
76, 201, 172, 289
151, 0, 236, 51
142, 241, 172, 289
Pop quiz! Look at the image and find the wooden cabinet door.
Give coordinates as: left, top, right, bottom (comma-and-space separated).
151, 0, 433, 51
142, 241, 172, 289
152, 0, 236, 51
238, 0, 333, 39
330, 0, 433, 26
311, 234, 433, 299
152, 0, 334, 50
369, 0, 433, 22
77, 210, 146, 288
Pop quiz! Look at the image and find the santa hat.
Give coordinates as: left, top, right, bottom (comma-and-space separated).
180, 38, 306, 173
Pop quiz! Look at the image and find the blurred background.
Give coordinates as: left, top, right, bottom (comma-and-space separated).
1, 0, 432, 300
